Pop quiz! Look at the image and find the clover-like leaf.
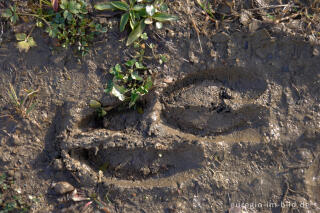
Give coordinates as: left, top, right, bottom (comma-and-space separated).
125, 59, 136, 67
135, 61, 146, 69
15, 33, 27, 41
131, 72, 143, 81
17, 37, 37, 52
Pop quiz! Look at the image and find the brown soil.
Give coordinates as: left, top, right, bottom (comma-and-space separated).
0, 0, 320, 212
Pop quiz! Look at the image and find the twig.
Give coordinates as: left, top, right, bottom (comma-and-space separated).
247, 4, 299, 11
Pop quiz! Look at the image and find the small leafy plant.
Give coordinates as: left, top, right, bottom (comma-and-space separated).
89, 100, 107, 117
0, 173, 30, 212
106, 58, 153, 108
46, 0, 106, 54
15, 31, 37, 52
1, 5, 19, 24
7, 83, 39, 117
95, 0, 177, 45
1, 0, 106, 55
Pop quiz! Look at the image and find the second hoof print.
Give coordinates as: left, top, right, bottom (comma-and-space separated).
161, 67, 269, 137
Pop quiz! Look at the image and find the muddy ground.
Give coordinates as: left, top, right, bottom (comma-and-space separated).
0, 0, 320, 212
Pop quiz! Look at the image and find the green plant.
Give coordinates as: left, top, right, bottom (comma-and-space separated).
105, 57, 153, 108
46, 0, 106, 55
0, 173, 30, 213
196, 0, 214, 19
95, 0, 177, 46
1, 0, 106, 55
15, 28, 37, 52
7, 83, 39, 117
89, 100, 107, 117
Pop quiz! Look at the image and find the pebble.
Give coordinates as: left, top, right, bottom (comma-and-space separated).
52, 159, 64, 171
53, 182, 74, 194
189, 51, 199, 64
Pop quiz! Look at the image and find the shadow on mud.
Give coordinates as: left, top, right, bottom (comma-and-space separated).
69, 142, 204, 180
161, 67, 269, 136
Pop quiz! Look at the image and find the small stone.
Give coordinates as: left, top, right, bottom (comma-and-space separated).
210, 49, 217, 58
9, 134, 22, 146
189, 51, 199, 64
8, 170, 15, 177
52, 159, 64, 171
240, 11, 251, 26
163, 76, 174, 84
313, 47, 319, 56
140, 167, 150, 176
249, 19, 261, 32
53, 182, 74, 194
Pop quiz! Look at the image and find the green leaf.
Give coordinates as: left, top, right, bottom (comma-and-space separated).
152, 12, 178, 22
111, 85, 126, 101
120, 12, 129, 32
98, 109, 107, 117
26, 102, 37, 115
131, 72, 143, 81
160, 3, 168, 12
10, 14, 18, 24
115, 64, 122, 72
135, 61, 146, 69
17, 41, 30, 52
129, 92, 139, 108
1, 9, 12, 18
89, 100, 101, 109
94, 3, 116, 10
132, 4, 144, 11
125, 59, 136, 67
144, 76, 153, 90
15, 33, 27, 41
110, 1, 129, 11
126, 21, 145, 46
145, 5, 155, 16
27, 37, 37, 47
105, 80, 114, 93
140, 32, 148, 40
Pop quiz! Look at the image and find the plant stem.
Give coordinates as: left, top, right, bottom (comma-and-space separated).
16, 13, 51, 27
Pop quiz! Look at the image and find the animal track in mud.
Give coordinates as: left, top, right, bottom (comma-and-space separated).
68, 140, 204, 181
161, 68, 269, 136
60, 67, 269, 187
